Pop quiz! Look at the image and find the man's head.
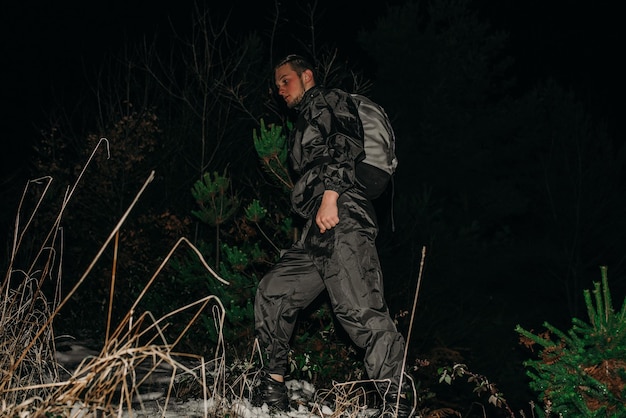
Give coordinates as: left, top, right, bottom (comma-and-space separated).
274, 54, 316, 108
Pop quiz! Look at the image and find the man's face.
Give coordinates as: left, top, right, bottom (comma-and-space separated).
274, 64, 307, 108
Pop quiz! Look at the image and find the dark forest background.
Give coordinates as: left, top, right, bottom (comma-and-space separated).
1, 0, 625, 414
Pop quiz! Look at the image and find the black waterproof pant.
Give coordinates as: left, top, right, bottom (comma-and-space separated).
254, 190, 406, 395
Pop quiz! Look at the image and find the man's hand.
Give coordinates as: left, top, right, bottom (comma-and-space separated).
316, 190, 340, 233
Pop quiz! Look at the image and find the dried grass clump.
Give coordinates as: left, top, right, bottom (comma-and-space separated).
313, 380, 374, 417
0, 270, 61, 407
10, 293, 228, 417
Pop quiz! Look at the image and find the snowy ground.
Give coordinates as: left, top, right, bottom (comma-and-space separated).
119, 377, 381, 418
118, 379, 379, 418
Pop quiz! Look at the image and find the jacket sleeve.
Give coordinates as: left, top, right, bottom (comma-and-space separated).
319, 92, 365, 194
290, 91, 365, 218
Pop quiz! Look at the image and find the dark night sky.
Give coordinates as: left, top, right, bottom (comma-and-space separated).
479, 1, 624, 139
1, 0, 624, 197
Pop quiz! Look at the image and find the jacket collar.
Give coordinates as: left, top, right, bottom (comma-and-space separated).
295, 85, 323, 112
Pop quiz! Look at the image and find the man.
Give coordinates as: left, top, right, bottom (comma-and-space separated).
252, 54, 415, 417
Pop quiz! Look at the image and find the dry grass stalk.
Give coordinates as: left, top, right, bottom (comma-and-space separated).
2, 140, 113, 399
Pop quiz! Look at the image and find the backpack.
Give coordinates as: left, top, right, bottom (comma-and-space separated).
351, 93, 398, 200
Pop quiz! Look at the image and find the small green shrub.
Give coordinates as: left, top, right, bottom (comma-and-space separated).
252, 119, 293, 191
516, 266, 626, 417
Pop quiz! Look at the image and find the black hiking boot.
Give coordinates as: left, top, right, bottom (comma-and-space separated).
372, 374, 417, 418
251, 371, 289, 412
371, 393, 416, 417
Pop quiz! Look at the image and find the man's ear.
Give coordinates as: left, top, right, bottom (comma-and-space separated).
302, 69, 314, 85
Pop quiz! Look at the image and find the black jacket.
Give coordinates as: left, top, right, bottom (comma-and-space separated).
290, 86, 366, 218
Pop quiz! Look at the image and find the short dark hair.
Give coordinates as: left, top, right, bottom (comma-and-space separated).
274, 54, 316, 79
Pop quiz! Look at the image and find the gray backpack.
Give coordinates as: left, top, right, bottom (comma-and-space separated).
351, 94, 398, 200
